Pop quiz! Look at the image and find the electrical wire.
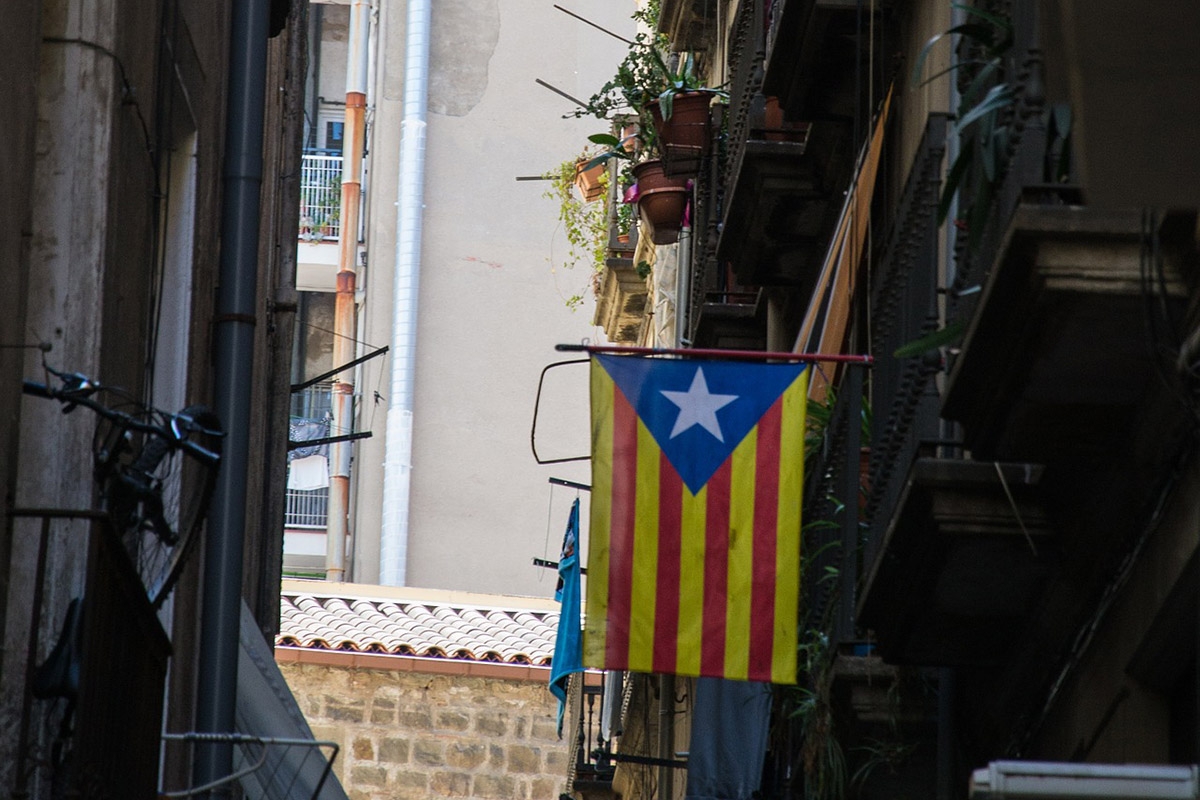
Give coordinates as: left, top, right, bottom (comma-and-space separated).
42, 35, 167, 407
1140, 210, 1196, 416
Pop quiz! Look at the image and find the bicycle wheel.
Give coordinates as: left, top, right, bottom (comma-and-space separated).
117, 406, 222, 608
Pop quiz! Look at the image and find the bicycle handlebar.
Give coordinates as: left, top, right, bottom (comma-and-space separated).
22, 378, 223, 466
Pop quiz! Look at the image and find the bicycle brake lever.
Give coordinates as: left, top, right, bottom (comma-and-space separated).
171, 411, 226, 441
60, 374, 98, 413
180, 439, 221, 466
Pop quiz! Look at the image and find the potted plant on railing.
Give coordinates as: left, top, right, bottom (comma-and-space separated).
645, 53, 727, 172
630, 159, 691, 245
557, 0, 733, 248
569, 2, 724, 173
544, 146, 611, 308
585, 130, 691, 246
574, 157, 607, 202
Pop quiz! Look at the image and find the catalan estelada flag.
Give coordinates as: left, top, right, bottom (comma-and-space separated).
585, 353, 807, 684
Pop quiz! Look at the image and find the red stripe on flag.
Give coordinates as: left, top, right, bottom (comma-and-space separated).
701, 460, 731, 677
607, 389, 638, 669
655, 454, 682, 674
748, 399, 783, 682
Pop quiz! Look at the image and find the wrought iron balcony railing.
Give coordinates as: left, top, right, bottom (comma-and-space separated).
565, 671, 616, 793
801, 113, 948, 648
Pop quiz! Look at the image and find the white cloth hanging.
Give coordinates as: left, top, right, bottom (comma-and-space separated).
287, 454, 329, 490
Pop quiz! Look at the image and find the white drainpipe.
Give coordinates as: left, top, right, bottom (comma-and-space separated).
381, 0, 431, 586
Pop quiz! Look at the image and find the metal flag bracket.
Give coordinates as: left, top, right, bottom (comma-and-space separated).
530, 358, 591, 465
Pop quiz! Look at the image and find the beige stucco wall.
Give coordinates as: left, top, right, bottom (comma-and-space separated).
346, 0, 639, 594
281, 658, 569, 800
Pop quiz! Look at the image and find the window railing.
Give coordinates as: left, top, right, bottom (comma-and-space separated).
565, 672, 616, 792
287, 384, 333, 529
285, 488, 328, 529
299, 152, 342, 241
291, 384, 333, 421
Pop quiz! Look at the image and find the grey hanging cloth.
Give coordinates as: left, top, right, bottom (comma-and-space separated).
684, 678, 772, 800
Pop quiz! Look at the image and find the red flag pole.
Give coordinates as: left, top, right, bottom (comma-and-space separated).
556, 343, 873, 365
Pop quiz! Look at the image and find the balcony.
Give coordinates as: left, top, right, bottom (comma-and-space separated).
928, 203, 1194, 714
857, 3, 1200, 744
762, 0, 862, 123
802, 112, 1073, 668
287, 384, 332, 531
299, 151, 342, 241
797, 114, 947, 653
942, 205, 1190, 463
858, 458, 1055, 666
285, 488, 328, 529
593, 162, 649, 344
715, 0, 859, 290
691, 288, 765, 350
850, 115, 1061, 667
593, 257, 650, 344
564, 672, 616, 800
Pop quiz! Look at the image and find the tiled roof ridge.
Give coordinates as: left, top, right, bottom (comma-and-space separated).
277, 583, 562, 666
280, 578, 562, 613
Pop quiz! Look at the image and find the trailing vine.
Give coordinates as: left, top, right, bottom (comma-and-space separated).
544, 149, 611, 309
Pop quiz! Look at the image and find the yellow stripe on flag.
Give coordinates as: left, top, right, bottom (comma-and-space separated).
724, 429, 757, 681
584, 364, 613, 668
772, 371, 808, 682
627, 420, 660, 674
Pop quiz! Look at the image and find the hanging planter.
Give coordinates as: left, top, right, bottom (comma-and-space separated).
632, 159, 690, 245
648, 90, 714, 175
574, 158, 607, 202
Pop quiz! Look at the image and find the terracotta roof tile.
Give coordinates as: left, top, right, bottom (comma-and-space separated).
277, 580, 562, 665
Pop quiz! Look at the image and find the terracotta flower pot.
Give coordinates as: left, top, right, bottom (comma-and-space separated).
649, 91, 713, 175
632, 159, 690, 245
761, 96, 810, 143
574, 159, 606, 202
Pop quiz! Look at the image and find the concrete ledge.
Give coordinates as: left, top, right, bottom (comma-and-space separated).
275, 646, 553, 683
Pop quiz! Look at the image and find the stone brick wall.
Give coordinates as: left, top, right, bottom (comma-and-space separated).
280, 659, 569, 800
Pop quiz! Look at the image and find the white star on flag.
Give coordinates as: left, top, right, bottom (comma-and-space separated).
661, 367, 739, 441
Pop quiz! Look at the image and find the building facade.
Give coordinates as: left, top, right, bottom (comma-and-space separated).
0, 1, 310, 796
286, 0, 641, 596
551, 0, 1200, 798
276, 580, 570, 800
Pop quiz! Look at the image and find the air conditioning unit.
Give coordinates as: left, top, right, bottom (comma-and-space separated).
971, 761, 1199, 800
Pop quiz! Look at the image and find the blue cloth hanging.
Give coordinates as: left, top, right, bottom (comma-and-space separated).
549, 498, 584, 737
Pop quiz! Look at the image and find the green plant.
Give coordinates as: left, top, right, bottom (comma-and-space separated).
848, 670, 923, 791
894, 4, 1015, 355
301, 173, 342, 240
652, 52, 728, 121
788, 630, 848, 800
616, 197, 635, 237
544, 149, 611, 308
850, 737, 918, 791
805, 390, 870, 464
893, 319, 967, 357
571, 1, 724, 137
570, 2, 667, 123
914, 3, 1016, 238
582, 131, 640, 172
900, 5, 1072, 358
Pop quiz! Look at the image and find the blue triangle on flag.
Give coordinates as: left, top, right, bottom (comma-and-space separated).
596, 354, 806, 494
